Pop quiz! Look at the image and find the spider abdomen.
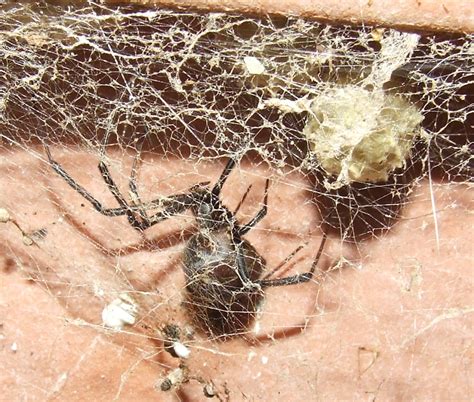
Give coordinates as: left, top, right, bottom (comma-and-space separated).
182, 230, 265, 336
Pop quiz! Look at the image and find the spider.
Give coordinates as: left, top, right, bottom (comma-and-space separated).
45, 146, 327, 335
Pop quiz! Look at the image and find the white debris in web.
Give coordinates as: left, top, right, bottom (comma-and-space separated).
261, 97, 312, 114
362, 30, 420, 89
172, 341, 191, 359
243, 56, 266, 75
102, 294, 138, 330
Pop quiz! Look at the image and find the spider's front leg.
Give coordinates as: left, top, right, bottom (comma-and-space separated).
45, 145, 132, 217
44, 145, 201, 231
237, 178, 270, 236
96, 158, 149, 230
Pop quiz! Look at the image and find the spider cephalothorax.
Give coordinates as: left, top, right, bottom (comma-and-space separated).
46, 146, 326, 335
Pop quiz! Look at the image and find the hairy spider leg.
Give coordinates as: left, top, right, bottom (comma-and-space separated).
127, 146, 212, 230
233, 184, 253, 215
231, 178, 270, 286
45, 145, 130, 217
97, 160, 146, 229
211, 158, 236, 197
45, 145, 203, 231
256, 233, 327, 287
238, 178, 270, 236
134, 192, 197, 230
261, 243, 305, 280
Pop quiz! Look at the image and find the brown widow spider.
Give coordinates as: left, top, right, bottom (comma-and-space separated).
45, 145, 327, 335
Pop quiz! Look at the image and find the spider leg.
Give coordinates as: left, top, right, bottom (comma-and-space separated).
212, 158, 236, 197
135, 192, 198, 230
234, 184, 253, 215
261, 243, 305, 280
101, 160, 203, 231
46, 145, 201, 231
125, 144, 209, 230
97, 159, 147, 230
128, 146, 149, 221
45, 145, 132, 217
230, 178, 270, 285
238, 179, 269, 236
256, 233, 327, 287
234, 237, 252, 285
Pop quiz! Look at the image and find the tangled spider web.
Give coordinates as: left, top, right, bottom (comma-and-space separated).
0, 1, 472, 400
